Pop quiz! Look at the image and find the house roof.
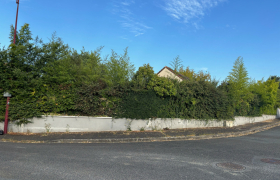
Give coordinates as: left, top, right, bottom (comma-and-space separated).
157, 66, 189, 81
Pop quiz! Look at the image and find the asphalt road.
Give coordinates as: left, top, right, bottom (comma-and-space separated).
0, 126, 280, 180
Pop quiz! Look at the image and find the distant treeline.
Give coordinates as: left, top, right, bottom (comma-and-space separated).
1, 24, 279, 124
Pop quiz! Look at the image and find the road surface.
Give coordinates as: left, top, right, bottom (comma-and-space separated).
0, 126, 280, 180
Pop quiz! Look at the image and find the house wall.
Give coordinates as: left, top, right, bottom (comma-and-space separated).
157, 68, 182, 82
0, 115, 277, 133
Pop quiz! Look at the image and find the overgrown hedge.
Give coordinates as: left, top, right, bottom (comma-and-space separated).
113, 80, 233, 120
115, 89, 168, 119
1, 23, 279, 124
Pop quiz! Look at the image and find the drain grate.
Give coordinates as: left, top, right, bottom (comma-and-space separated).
216, 162, 246, 171
261, 158, 280, 165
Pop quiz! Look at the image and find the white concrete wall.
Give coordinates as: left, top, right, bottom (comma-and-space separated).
233, 115, 276, 126
0, 114, 277, 133
129, 118, 224, 131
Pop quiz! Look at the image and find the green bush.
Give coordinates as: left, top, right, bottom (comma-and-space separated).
165, 80, 232, 120
1, 24, 279, 124
114, 80, 232, 120
114, 89, 168, 119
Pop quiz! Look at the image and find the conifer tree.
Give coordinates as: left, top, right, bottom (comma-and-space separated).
170, 55, 183, 72
226, 56, 252, 115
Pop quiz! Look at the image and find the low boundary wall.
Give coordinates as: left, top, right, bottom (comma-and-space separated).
0, 114, 277, 133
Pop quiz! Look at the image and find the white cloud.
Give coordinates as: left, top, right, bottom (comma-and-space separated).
120, 0, 135, 6
112, 0, 151, 37
162, 0, 225, 24
135, 32, 144, 37
192, 22, 202, 30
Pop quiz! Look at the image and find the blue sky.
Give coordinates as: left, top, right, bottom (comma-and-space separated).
1, 0, 279, 82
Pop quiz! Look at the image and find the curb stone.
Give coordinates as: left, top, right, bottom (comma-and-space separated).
55, 121, 280, 143
1, 120, 280, 144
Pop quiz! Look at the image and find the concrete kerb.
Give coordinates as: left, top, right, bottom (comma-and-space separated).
55, 120, 280, 143
1, 119, 279, 144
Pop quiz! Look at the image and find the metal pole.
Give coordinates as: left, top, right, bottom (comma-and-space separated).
4, 0, 19, 134
4, 97, 10, 134
13, 0, 19, 44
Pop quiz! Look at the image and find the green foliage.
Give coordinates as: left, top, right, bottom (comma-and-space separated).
114, 80, 232, 120
268, 76, 280, 89
1, 24, 45, 123
227, 57, 249, 85
179, 66, 211, 81
225, 56, 254, 115
132, 64, 155, 89
75, 81, 123, 117
1, 23, 279, 124
268, 76, 280, 109
1, 25, 124, 122
170, 55, 183, 72
227, 56, 250, 98
1, 24, 139, 123
115, 89, 168, 119
276, 89, 280, 108
222, 57, 279, 116
160, 80, 232, 119
104, 47, 135, 86
43, 46, 104, 86
147, 76, 177, 96
169, 55, 211, 81
249, 79, 279, 114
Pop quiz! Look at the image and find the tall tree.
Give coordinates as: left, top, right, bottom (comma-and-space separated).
226, 56, 253, 115
1, 23, 45, 123
227, 56, 249, 90
170, 55, 183, 72
132, 64, 155, 89
105, 47, 135, 86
